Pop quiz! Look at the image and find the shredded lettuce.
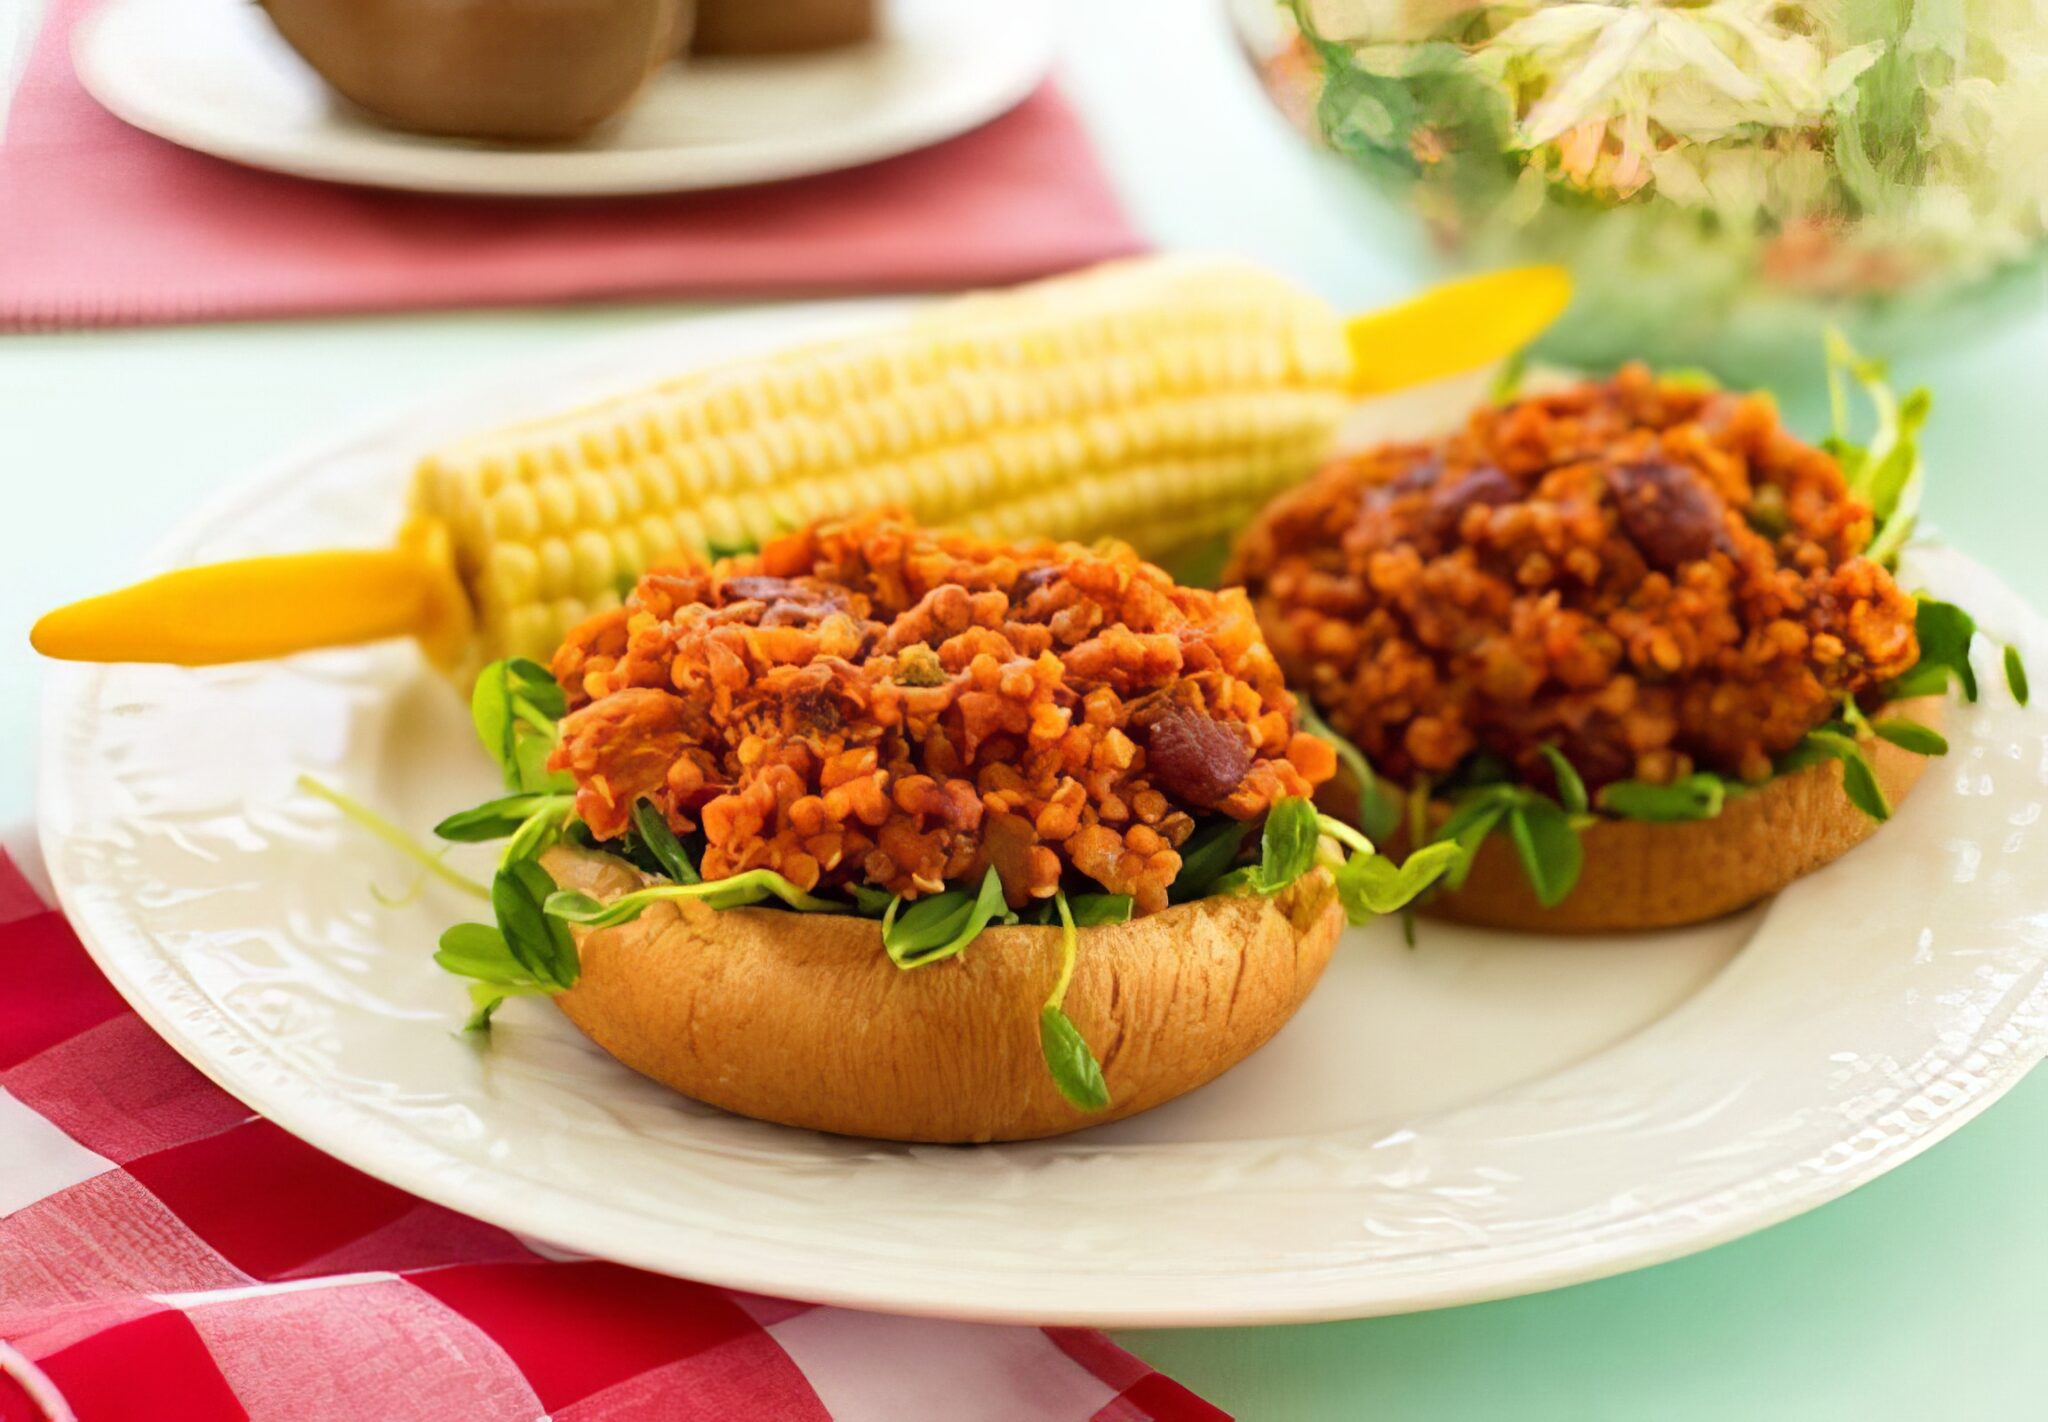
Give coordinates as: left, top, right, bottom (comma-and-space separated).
1269, 0, 2048, 358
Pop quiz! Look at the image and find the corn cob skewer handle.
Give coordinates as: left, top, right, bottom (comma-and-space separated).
30, 520, 471, 668
30, 262, 1568, 671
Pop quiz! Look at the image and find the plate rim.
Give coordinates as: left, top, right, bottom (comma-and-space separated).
34, 308, 2048, 1327
70, 0, 1056, 197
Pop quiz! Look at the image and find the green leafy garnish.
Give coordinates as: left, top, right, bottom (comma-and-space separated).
1432, 785, 1517, 892
1168, 818, 1255, 904
471, 658, 574, 793
2006, 646, 2030, 707
546, 869, 840, 928
1039, 891, 1111, 1112
1489, 347, 1528, 405
1824, 329, 1928, 568
298, 773, 489, 902
435, 921, 556, 1029
492, 858, 581, 989
461, 980, 553, 1032
880, 867, 1011, 969
1205, 795, 1449, 923
1911, 598, 1979, 702
433, 922, 535, 985
1598, 773, 1729, 822
1660, 367, 1721, 391
1870, 719, 1949, 756
1065, 893, 1135, 927
501, 797, 576, 869
1505, 797, 1582, 909
1243, 797, 1321, 895
1297, 701, 1401, 841
1160, 534, 1235, 591
844, 883, 895, 916
1428, 781, 1583, 907
1536, 744, 1588, 815
1333, 841, 1460, 920
434, 792, 566, 843
1796, 729, 1891, 822
629, 800, 700, 885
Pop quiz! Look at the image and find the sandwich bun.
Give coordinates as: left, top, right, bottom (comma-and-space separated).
540, 844, 1346, 1142
1319, 696, 1944, 934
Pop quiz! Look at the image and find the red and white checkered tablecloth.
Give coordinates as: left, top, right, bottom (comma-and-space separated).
0, 846, 1225, 1422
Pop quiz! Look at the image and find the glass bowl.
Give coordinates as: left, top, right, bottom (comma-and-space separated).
1231, 0, 2048, 381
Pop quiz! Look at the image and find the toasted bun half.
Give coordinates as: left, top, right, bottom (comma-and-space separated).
1318, 697, 1944, 934
539, 846, 1345, 1142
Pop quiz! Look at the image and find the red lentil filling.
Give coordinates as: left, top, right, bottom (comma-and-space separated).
1226, 366, 1920, 793
550, 513, 1334, 915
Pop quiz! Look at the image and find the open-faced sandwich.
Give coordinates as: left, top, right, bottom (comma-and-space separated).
408, 514, 1451, 1141
1230, 343, 2028, 932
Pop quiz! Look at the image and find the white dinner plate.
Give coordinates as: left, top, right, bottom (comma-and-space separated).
38, 303, 2048, 1327
71, 0, 1053, 196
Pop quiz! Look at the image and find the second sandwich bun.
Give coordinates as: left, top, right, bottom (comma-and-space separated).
1327, 696, 1943, 933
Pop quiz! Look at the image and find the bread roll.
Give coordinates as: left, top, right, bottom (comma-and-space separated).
1320, 697, 1944, 933
542, 845, 1345, 1141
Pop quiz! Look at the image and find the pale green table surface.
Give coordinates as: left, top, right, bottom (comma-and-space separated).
7, 2, 2046, 1417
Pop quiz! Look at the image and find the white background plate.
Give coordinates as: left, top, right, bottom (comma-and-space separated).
37, 304, 2048, 1326
71, 0, 1054, 196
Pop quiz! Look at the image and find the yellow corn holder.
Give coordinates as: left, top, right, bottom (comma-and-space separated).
31, 258, 1569, 675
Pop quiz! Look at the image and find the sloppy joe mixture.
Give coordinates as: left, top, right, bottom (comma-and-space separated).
1229, 366, 1920, 792
551, 514, 1334, 913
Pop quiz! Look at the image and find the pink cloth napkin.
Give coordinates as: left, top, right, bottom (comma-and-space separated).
0, 846, 1224, 1422
0, 0, 1143, 331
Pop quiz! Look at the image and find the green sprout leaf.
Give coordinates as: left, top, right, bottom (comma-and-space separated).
1505, 797, 1583, 909
1800, 729, 1892, 822
1537, 744, 1588, 814
470, 661, 514, 780
470, 658, 574, 793
880, 867, 1010, 969
546, 869, 840, 929
434, 792, 562, 843
1431, 785, 1517, 891
2006, 645, 2030, 707
462, 980, 552, 1033
1065, 894, 1135, 927
435, 923, 556, 1031
499, 797, 575, 869
1297, 701, 1401, 841
1168, 818, 1255, 904
492, 858, 580, 990
298, 773, 489, 902
1489, 347, 1528, 404
1913, 598, 1979, 702
844, 883, 895, 916
1244, 797, 1320, 895
504, 658, 566, 719
1660, 366, 1721, 391
1886, 662, 1953, 700
1039, 890, 1110, 1112
1039, 1007, 1111, 1112
1597, 774, 1729, 822
433, 922, 535, 986
630, 800, 700, 885
512, 735, 573, 795
1825, 328, 1927, 567
1333, 841, 1461, 922
1870, 719, 1949, 756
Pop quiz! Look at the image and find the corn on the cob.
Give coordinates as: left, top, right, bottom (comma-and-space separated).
411, 256, 1355, 667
